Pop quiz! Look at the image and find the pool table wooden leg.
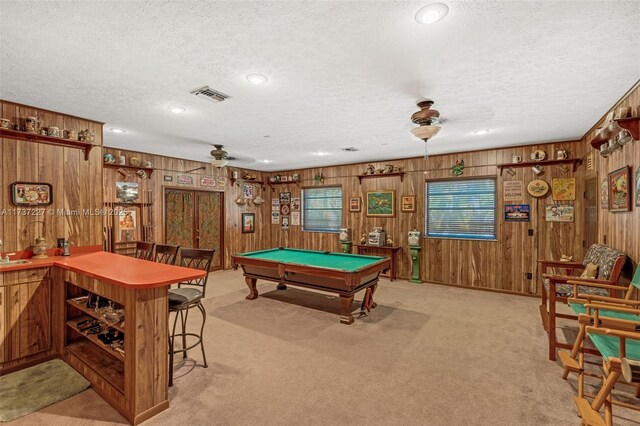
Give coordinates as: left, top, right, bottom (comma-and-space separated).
245, 278, 259, 300
339, 294, 355, 325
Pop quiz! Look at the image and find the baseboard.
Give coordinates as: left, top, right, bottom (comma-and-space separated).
420, 279, 540, 299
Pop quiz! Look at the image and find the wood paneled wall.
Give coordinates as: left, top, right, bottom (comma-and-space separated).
267, 140, 587, 294
0, 100, 103, 253
580, 81, 640, 272
102, 147, 270, 269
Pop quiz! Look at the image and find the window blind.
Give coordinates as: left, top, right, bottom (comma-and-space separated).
302, 186, 342, 233
426, 178, 496, 240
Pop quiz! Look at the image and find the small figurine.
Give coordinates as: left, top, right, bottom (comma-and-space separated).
560, 255, 574, 262
360, 234, 367, 245
451, 160, 464, 176
386, 237, 393, 246
375, 168, 385, 174
364, 164, 375, 175
314, 173, 324, 184
383, 164, 394, 173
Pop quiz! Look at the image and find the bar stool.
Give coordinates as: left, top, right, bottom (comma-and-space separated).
154, 244, 179, 265
134, 241, 154, 260
168, 248, 215, 387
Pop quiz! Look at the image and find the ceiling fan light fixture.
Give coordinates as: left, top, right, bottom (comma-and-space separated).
411, 125, 441, 141
210, 158, 229, 168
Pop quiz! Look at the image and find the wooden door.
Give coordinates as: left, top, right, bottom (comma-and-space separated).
195, 191, 224, 270
164, 189, 224, 270
583, 177, 598, 254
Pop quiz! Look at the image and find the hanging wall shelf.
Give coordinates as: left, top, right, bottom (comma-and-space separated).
496, 159, 581, 176
589, 117, 640, 149
357, 172, 405, 184
0, 128, 96, 160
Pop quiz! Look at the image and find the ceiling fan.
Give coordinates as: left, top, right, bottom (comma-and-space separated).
210, 144, 232, 168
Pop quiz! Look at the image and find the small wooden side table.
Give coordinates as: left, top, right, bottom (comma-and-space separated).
355, 245, 401, 281
408, 245, 422, 284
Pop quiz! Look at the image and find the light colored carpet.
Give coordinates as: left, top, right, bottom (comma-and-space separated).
0, 359, 89, 422
5, 270, 640, 425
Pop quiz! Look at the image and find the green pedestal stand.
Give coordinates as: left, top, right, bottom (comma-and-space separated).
341, 241, 352, 254
409, 245, 422, 284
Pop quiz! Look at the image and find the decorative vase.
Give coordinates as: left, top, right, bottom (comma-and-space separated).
32, 236, 48, 259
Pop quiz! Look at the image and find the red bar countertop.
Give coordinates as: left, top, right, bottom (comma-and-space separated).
0, 250, 206, 289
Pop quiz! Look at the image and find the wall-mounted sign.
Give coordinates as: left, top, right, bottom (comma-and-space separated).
504, 204, 530, 222
201, 176, 217, 187
163, 175, 173, 182
11, 182, 53, 206
545, 205, 574, 222
291, 211, 300, 226
503, 181, 523, 202
177, 175, 194, 186
552, 178, 576, 201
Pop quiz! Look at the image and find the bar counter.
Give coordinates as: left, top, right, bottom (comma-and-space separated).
0, 250, 206, 425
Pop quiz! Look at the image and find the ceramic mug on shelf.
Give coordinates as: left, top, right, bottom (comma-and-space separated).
66, 129, 77, 140
556, 150, 568, 159
512, 155, 522, 163
0, 118, 10, 129
145, 161, 152, 168
25, 117, 38, 133
506, 167, 517, 176
136, 169, 147, 178
618, 130, 633, 145
119, 155, 126, 165
532, 165, 543, 175
47, 126, 59, 137
608, 137, 621, 152
599, 143, 610, 157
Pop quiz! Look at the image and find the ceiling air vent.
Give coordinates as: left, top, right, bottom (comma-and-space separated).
190, 86, 231, 103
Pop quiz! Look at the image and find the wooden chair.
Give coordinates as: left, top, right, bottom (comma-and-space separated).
538, 244, 626, 360
134, 241, 155, 261
154, 244, 179, 265
560, 306, 640, 425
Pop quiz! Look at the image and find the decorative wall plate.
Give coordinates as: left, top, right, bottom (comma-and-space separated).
527, 179, 549, 197
530, 150, 546, 161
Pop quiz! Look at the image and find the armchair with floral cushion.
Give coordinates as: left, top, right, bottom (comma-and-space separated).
538, 244, 627, 361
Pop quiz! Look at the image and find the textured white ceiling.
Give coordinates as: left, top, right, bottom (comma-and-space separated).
1, 1, 639, 171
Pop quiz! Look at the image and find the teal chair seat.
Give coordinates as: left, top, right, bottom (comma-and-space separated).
569, 302, 640, 322
589, 332, 640, 360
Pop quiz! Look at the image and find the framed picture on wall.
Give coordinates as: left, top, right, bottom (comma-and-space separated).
401, 196, 416, 212
349, 197, 361, 212
551, 178, 576, 201
242, 213, 255, 233
366, 190, 395, 217
608, 166, 631, 212
636, 166, 640, 207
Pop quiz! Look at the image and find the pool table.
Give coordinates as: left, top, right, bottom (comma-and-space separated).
231, 248, 391, 324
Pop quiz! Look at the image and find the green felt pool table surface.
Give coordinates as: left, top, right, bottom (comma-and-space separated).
237, 248, 385, 272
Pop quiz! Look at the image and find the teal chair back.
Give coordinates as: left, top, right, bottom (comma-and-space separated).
632, 266, 640, 290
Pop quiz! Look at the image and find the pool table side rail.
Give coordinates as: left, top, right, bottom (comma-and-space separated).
236, 247, 387, 263
231, 254, 391, 277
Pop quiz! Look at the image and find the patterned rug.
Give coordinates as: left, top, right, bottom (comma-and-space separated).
0, 359, 90, 422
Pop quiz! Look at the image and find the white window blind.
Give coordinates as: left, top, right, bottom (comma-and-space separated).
426, 178, 496, 240
302, 186, 342, 232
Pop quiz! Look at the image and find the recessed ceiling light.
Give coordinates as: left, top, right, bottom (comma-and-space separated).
246, 73, 268, 85
109, 128, 126, 133
312, 152, 331, 156
415, 3, 449, 24
258, 159, 273, 163
473, 129, 491, 135
169, 106, 186, 114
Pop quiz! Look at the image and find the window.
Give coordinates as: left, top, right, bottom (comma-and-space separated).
426, 178, 496, 240
302, 186, 342, 232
